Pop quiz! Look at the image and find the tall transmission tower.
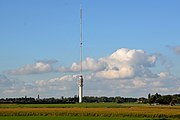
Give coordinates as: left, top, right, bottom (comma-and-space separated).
79, 5, 83, 103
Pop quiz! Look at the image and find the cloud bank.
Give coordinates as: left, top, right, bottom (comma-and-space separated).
6, 48, 158, 79
58, 48, 157, 79
2, 48, 179, 97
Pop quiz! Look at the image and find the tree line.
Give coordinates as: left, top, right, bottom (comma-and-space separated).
148, 93, 180, 106
0, 93, 179, 105
0, 95, 138, 104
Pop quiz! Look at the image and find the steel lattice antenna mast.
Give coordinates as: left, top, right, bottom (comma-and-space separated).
79, 5, 83, 103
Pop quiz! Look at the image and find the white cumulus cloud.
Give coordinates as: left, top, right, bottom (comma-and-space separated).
96, 65, 134, 79
57, 48, 158, 80
6, 60, 57, 75
34, 74, 78, 97
57, 57, 106, 72
95, 48, 157, 79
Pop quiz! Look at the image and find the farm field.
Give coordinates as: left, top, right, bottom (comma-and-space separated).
0, 103, 179, 120
0, 116, 173, 120
0, 116, 169, 120
0, 103, 129, 108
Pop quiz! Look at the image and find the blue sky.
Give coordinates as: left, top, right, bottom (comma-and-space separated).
0, 0, 180, 98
